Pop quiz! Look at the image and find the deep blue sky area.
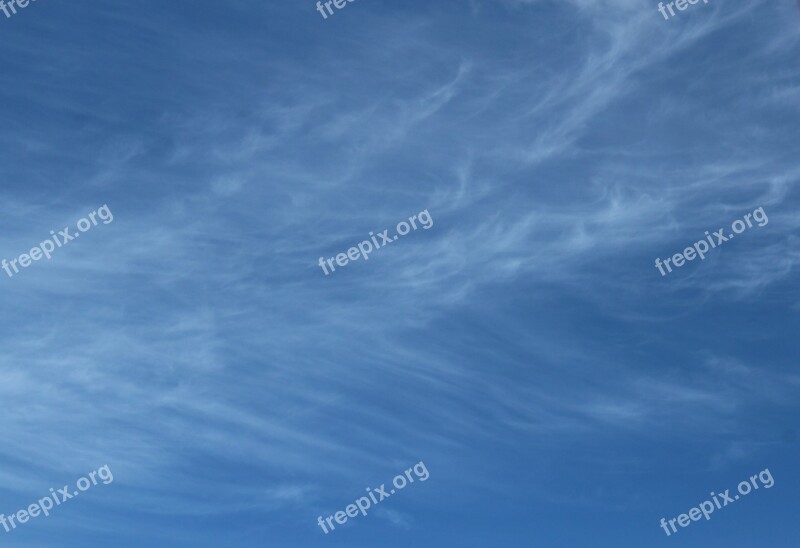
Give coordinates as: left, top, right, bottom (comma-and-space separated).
1, 0, 799, 546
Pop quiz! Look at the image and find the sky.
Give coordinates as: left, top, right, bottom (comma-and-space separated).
0, 0, 799, 546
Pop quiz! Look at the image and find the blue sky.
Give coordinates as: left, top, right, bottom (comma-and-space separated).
0, 0, 799, 546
